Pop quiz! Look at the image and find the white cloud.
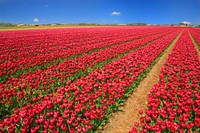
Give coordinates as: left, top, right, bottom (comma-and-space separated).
33, 18, 39, 22
111, 11, 121, 16
182, 21, 191, 25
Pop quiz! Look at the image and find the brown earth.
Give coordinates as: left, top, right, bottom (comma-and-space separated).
101, 32, 182, 133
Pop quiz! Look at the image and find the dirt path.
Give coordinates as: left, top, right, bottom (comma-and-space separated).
101, 33, 182, 133
188, 32, 200, 59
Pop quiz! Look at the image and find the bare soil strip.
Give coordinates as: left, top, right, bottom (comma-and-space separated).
188, 32, 200, 59
101, 33, 182, 133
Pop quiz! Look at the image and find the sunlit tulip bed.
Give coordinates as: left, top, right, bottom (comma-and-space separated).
189, 28, 200, 49
129, 30, 200, 133
0, 27, 199, 133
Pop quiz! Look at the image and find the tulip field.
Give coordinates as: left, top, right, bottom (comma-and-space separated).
0, 26, 199, 133
129, 30, 200, 133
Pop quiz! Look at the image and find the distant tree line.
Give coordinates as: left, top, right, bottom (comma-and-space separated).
78, 23, 98, 26
1, 21, 199, 28
0, 22, 14, 27
127, 23, 147, 26
78, 22, 148, 26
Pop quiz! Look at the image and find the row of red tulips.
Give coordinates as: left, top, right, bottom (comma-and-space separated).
0, 27, 172, 83
189, 28, 200, 48
189, 28, 200, 35
0, 29, 181, 133
129, 30, 200, 133
0, 29, 177, 120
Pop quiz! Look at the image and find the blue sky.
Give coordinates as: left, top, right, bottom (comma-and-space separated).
0, 0, 200, 25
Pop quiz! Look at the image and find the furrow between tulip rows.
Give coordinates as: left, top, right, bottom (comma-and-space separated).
0, 27, 171, 83
129, 30, 200, 133
0, 29, 181, 133
101, 30, 183, 133
0, 28, 176, 120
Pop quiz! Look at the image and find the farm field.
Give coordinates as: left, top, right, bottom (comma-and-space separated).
0, 25, 109, 32
0, 26, 199, 133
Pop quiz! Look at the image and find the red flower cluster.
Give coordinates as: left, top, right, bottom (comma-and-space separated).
189, 28, 200, 47
0, 27, 171, 79
0, 28, 176, 113
129, 30, 200, 133
0, 28, 181, 133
